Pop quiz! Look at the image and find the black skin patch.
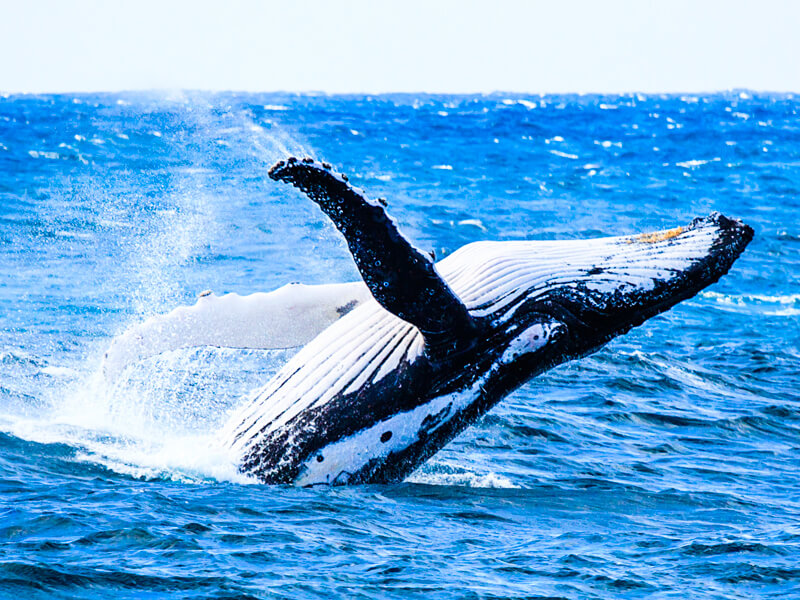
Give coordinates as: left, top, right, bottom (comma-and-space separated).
336, 299, 359, 317
380, 431, 392, 443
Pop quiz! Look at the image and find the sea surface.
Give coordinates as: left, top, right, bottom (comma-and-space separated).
0, 91, 798, 599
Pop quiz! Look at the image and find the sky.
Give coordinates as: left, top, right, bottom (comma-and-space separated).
1, 0, 799, 95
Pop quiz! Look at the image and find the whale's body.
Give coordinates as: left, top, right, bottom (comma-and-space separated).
220, 158, 753, 485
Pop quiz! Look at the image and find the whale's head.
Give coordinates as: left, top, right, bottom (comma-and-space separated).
439, 213, 753, 391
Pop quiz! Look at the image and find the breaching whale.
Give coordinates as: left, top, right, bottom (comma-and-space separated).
218, 157, 753, 486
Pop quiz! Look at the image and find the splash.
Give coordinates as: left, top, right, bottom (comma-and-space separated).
0, 95, 312, 484
408, 461, 520, 489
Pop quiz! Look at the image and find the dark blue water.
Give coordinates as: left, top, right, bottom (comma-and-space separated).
1, 91, 798, 599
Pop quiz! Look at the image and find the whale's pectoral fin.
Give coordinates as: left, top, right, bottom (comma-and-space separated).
101, 281, 371, 381
269, 157, 478, 356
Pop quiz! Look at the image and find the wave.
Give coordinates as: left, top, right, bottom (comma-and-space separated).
407, 463, 519, 489
700, 291, 800, 316
0, 104, 319, 485
0, 347, 287, 484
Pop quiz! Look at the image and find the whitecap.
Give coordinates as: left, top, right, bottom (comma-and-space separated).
549, 150, 578, 160
28, 150, 60, 160
408, 467, 519, 489
700, 292, 800, 315
39, 365, 79, 377
458, 219, 487, 232
766, 308, 800, 317
676, 158, 720, 169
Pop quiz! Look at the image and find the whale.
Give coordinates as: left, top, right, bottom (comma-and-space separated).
218, 157, 753, 486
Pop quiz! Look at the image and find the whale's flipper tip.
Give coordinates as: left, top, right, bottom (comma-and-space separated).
269, 156, 328, 181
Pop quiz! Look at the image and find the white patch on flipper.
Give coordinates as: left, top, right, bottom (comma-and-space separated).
102, 281, 370, 381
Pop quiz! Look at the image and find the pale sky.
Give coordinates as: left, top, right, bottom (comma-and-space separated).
1, 0, 799, 95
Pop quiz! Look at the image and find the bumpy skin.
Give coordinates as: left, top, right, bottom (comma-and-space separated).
229, 157, 754, 485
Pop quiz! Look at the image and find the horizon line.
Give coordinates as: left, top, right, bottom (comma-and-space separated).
2, 87, 798, 99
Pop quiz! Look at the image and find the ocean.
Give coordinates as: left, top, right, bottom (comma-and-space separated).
0, 91, 798, 598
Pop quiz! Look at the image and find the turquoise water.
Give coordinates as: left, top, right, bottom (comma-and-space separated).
0, 91, 798, 598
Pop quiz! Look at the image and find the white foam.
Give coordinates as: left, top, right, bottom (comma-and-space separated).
676, 158, 720, 168
701, 291, 800, 310
0, 105, 318, 485
1, 345, 282, 484
549, 149, 578, 159
407, 467, 519, 489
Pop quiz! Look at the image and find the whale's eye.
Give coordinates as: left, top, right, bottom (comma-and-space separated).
316, 455, 324, 463
380, 431, 392, 443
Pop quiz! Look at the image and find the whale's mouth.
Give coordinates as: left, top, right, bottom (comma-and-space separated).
528, 212, 754, 356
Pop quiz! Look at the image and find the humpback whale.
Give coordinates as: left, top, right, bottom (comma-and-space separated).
219, 157, 753, 486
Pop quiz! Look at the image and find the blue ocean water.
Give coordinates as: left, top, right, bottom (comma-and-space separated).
0, 91, 798, 599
